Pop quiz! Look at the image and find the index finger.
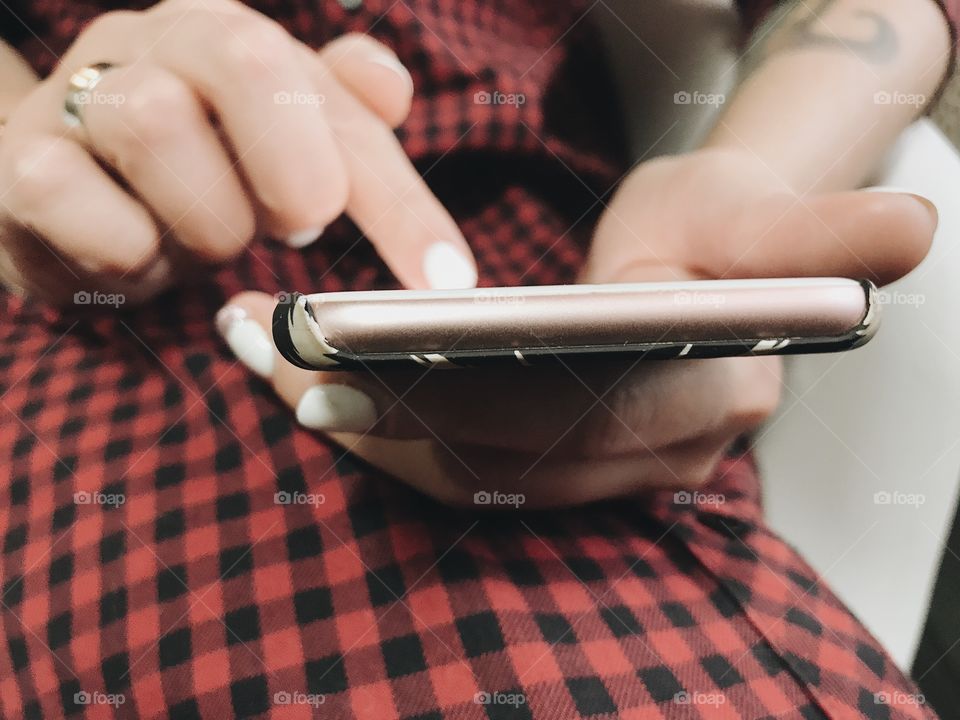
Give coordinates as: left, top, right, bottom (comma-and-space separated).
305, 56, 477, 290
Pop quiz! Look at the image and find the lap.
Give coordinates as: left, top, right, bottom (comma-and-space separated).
0, 233, 934, 718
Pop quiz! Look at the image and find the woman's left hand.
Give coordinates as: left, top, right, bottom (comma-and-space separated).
218, 148, 937, 507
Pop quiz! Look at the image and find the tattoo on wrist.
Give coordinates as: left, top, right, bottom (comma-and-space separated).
744, 0, 899, 73
785, 0, 897, 62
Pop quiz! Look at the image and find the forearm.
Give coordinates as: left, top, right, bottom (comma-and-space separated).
705, 0, 951, 194
0, 40, 38, 120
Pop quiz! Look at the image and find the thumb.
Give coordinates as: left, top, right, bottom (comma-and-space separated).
707, 190, 937, 285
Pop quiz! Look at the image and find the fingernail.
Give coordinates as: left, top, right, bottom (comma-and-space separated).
423, 242, 478, 289
285, 226, 325, 248
863, 187, 939, 225
369, 54, 413, 93
216, 305, 275, 378
295, 384, 378, 432
907, 193, 939, 224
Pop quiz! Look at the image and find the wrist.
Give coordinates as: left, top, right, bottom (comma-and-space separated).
698, 136, 805, 197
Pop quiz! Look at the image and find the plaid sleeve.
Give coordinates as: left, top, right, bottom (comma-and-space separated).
0, 0, 28, 50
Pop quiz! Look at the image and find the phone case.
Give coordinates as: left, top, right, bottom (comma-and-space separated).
272, 279, 879, 371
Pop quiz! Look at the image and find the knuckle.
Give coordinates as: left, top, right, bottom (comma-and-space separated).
157, 0, 228, 12
4, 138, 72, 215
577, 411, 634, 458
225, 211, 257, 253
190, 209, 256, 262
723, 358, 782, 430
338, 31, 377, 48
98, 243, 158, 276
262, 161, 348, 226
334, 32, 393, 60
217, 16, 294, 75
77, 10, 138, 44
116, 73, 195, 150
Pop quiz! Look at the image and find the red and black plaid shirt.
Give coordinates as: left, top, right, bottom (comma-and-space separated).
0, 1, 957, 718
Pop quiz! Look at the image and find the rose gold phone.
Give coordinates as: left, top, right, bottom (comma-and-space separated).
273, 278, 878, 371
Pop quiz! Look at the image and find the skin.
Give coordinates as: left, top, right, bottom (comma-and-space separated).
0, 0, 950, 506
763, 0, 899, 65
0, 0, 475, 301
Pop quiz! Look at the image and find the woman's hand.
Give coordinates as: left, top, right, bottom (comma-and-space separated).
0, 0, 477, 304
219, 148, 937, 507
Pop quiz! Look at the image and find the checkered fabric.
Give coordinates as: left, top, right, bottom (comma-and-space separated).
1, 0, 955, 718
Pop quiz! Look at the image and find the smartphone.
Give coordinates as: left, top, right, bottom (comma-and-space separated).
272, 277, 879, 371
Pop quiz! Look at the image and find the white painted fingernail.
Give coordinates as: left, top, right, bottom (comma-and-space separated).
423, 242, 478, 289
285, 227, 325, 248
216, 305, 274, 379
369, 54, 413, 93
295, 385, 378, 432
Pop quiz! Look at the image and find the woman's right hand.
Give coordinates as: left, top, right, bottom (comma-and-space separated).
0, 0, 477, 305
